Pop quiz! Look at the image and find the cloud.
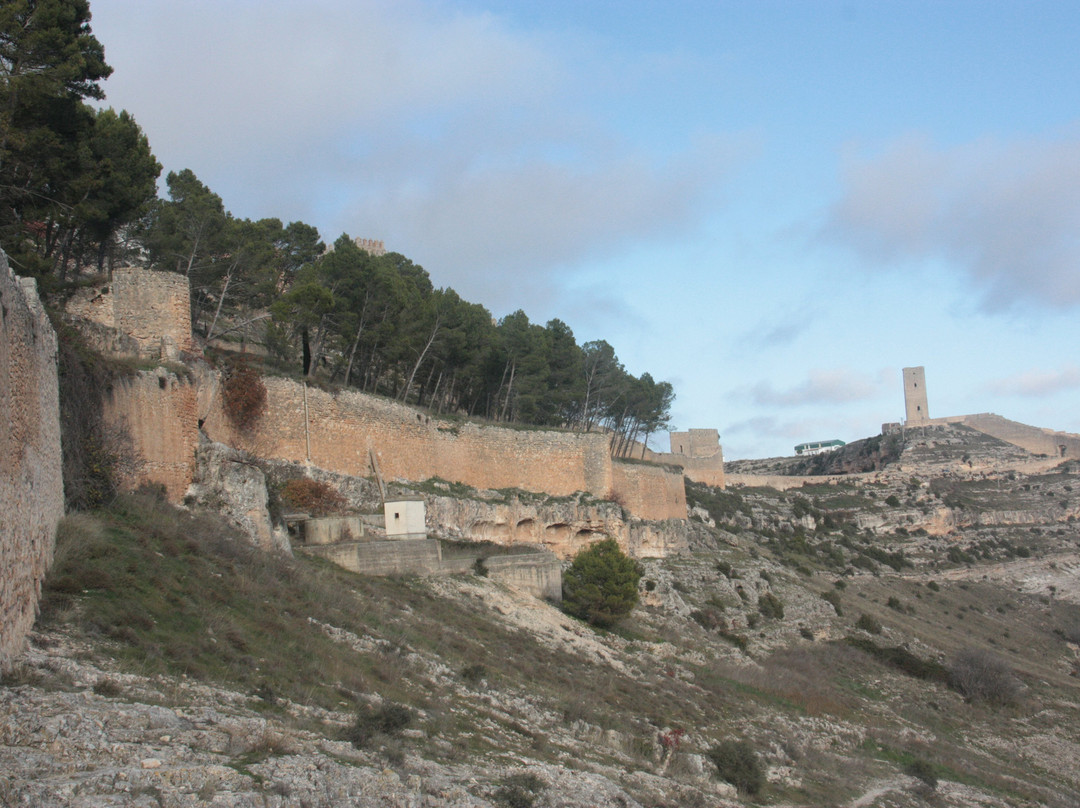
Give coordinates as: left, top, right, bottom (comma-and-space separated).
824, 131, 1080, 310
986, 365, 1080, 397
734, 369, 880, 408
737, 311, 815, 351
90, 0, 741, 312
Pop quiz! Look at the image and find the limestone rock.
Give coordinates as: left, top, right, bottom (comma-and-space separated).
187, 439, 288, 553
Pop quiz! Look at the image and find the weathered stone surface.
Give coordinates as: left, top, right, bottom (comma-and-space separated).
424, 491, 689, 559
0, 252, 63, 672
187, 439, 288, 553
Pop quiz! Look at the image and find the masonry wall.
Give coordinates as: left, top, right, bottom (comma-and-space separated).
104, 369, 200, 501
609, 460, 687, 521
639, 428, 726, 489
933, 414, 1080, 459
0, 253, 64, 671
66, 268, 194, 359
202, 376, 686, 521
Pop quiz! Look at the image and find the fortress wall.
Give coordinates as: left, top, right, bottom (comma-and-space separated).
63, 270, 688, 525
104, 370, 200, 501
609, 461, 687, 522
202, 376, 629, 504
66, 268, 194, 359
934, 414, 1080, 459
640, 430, 726, 489
0, 254, 64, 671
726, 473, 875, 491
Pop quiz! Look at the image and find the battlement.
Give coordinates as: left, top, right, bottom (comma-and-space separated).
637, 428, 726, 488
354, 238, 386, 256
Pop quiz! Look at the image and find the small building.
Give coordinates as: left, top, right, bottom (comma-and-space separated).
794, 439, 846, 456
384, 496, 426, 540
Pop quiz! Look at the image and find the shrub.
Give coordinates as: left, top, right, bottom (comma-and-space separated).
716, 561, 738, 579
279, 478, 347, 516
718, 630, 749, 653
690, 608, 724, 631
221, 360, 267, 430
758, 591, 784, 620
562, 539, 644, 628
493, 773, 545, 808
707, 740, 765, 795
905, 758, 938, 789
345, 702, 413, 749
855, 613, 882, 634
821, 589, 843, 616
949, 649, 1022, 706
846, 637, 948, 683
886, 596, 903, 611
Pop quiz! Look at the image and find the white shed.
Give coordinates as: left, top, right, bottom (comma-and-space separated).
383, 496, 426, 540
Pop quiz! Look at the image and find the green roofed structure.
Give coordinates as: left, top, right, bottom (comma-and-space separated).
794, 439, 846, 456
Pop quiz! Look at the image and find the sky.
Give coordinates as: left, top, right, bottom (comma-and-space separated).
86, 0, 1080, 459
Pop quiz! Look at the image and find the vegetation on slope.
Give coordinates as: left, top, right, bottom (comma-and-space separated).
29, 479, 1080, 806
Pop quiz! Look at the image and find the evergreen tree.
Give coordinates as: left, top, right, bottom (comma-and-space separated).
562, 539, 644, 628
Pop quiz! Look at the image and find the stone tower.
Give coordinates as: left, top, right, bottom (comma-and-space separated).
903, 366, 929, 425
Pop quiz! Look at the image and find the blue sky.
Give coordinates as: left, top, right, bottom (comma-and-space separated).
88, 0, 1080, 458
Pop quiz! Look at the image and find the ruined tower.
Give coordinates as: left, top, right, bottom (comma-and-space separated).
903, 366, 929, 425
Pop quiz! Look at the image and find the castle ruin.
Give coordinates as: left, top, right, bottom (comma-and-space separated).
895, 365, 1080, 459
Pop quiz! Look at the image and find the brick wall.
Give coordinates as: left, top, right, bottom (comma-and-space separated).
0, 252, 64, 671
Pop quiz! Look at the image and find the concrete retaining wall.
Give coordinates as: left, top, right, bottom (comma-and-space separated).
300, 539, 562, 600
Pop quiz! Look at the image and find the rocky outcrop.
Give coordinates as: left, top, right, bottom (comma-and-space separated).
186, 439, 289, 554
424, 491, 689, 559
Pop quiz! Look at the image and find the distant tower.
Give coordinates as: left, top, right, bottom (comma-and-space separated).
903, 366, 929, 425
354, 238, 386, 256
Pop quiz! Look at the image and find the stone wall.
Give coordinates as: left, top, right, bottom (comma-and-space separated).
66, 268, 194, 360
726, 472, 876, 491
639, 428, 726, 488
933, 413, 1080, 459
104, 368, 200, 502
201, 376, 686, 522
301, 539, 562, 600
0, 253, 64, 671
63, 268, 688, 528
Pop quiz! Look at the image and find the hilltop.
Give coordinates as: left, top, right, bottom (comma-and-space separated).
3, 423, 1079, 807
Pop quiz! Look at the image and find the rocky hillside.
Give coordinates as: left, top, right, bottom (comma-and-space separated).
2, 425, 1080, 807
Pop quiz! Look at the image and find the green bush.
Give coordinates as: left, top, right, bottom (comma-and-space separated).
758, 591, 785, 620
905, 758, 938, 789
562, 539, 644, 628
345, 702, 413, 749
846, 636, 949, 683
821, 589, 843, 616
707, 739, 766, 795
855, 613, 882, 634
493, 774, 546, 808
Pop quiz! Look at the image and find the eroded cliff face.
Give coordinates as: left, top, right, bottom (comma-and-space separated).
0, 252, 63, 671
186, 440, 289, 554
424, 492, 689, 559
